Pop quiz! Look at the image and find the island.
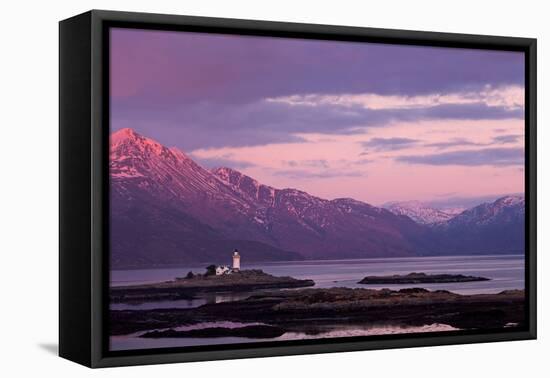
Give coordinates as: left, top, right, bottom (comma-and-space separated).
110, 287, 525, 337
358, 272, 490, 285
110, 269, 315, 303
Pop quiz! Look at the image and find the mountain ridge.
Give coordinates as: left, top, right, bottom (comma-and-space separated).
109, 128, 525, 268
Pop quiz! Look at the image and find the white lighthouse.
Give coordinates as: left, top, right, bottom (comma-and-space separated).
232, 249, 241, 271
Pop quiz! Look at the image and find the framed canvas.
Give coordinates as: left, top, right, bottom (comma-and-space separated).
59, 10, 537, 368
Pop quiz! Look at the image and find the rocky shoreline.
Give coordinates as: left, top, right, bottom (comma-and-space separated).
141, 325, 286, 339
110, 269, 315, 303
358, 272, 490, 285
110, 287, 525, 337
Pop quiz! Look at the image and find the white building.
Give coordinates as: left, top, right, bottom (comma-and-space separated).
215, 265, 230, 276
214, 250, 241, 275
232, 249, 241, 270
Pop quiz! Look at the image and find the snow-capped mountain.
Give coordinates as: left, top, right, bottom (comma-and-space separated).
385, 201, 458, 225
110, 129, 429, 267
443, 195, 525, 228
111, 128, 251, 211
109, 128, 526, 268
442, 207, 467, 216
430, 195, 525, 255
210, 166, 438, 259
110, 129, 304, 268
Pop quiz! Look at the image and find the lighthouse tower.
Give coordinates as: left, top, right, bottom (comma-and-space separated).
232, 249, 241, 271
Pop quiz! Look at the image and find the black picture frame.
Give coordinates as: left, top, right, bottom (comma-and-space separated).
59, 9, 537, 368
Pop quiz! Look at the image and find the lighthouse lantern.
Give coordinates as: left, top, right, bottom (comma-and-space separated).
232, 249, 241, 271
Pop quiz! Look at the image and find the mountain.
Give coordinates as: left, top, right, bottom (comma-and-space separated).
444, 195, 525, 228
385, 201, 458, 225
212, 166, 434, 259
110, 129, 433, 268
430, 195, 525, 255
110, 128, 525, 268
110, 128, 301, 268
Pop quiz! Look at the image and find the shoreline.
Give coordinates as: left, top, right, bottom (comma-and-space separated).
109, 323, 462, 351
110, 287, 525, 337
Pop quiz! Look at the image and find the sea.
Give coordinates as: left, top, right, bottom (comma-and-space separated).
110, 254, 524, 351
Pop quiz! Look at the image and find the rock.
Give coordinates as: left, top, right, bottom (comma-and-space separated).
398, 288, 430, 294
358, 272, 490, 285
140, 325, 286, 339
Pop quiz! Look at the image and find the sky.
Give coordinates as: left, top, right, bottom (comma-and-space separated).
110, 28, 525, 208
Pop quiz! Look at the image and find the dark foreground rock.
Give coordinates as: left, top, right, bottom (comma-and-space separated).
110, 287, 524, 336
358, 272, 490, 285
110, 269, 314, 303
141, 325, 285, 339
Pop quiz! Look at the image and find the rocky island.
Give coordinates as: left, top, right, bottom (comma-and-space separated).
110, 269, 315, 303
358, 272, 490, 285
110, 287, 525, 337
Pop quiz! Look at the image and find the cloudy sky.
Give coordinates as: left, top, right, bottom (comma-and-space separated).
110, 28, 525, 208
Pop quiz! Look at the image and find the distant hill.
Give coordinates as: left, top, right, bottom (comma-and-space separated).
428, 195, 525, 255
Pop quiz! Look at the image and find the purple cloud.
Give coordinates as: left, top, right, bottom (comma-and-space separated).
111, 28, 524, 104
273, 169, 364, 179
425, 138, 486, 149
396, 147, 524, 166
190, 155, 256, 169
113, 100, 523, 150
493, 134, 522, 144
110, 28, 525, 150
362, 137, 420, 151
284, 160, 330, 168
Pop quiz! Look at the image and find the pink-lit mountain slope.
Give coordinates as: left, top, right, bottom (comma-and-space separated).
110, 128, 525, 268
110, 129, 429, 267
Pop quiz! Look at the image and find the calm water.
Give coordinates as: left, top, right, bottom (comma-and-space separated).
110, 255, 524, 350
111, 255, 524, 300
110, 322, 459, 351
